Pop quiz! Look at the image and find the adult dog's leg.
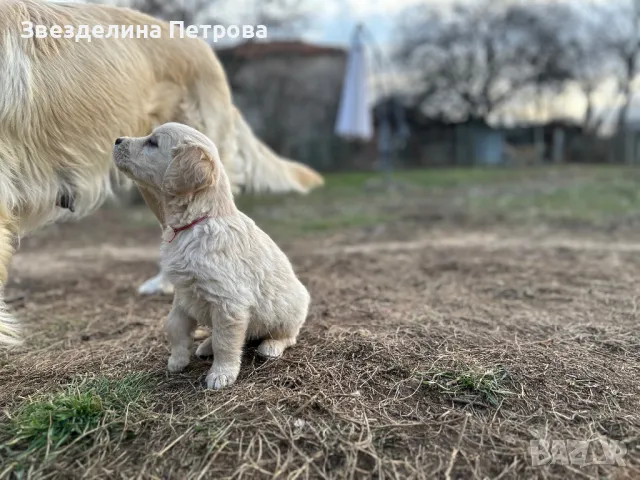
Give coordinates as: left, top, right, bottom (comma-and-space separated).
0, 207, 20, 345
138, 264, 174, 295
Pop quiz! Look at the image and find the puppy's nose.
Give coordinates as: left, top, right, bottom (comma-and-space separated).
115, 137, 124, 145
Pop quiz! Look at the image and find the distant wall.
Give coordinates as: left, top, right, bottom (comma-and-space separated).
221, 52, 356, 171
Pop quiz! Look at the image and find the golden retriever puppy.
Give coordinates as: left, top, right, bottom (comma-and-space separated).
0, 0, 322, 345
113, 123, 310, 389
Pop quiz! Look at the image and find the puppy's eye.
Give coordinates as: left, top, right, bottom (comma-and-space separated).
146, 137, 159, 148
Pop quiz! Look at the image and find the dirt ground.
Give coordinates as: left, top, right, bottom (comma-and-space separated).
1, 172, 640, 479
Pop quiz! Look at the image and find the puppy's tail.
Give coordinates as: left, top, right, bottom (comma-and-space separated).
0, 306, 21, 346
231, 107, 324, 194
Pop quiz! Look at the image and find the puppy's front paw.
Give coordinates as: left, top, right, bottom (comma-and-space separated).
206, 374, 232, 390
167, 353, 190, 373
205, 364, 239, 390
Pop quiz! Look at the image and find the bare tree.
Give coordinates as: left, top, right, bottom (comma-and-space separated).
603, 0, 640, 133
518, 3, 615, 134
397, 1, 574, 123
253, 0, 310, 37
563, 34, 613, 133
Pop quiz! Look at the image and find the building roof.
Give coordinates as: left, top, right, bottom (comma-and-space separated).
216, 40, 346, 59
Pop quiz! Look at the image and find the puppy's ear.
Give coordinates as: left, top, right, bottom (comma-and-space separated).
163, 142, 216, 196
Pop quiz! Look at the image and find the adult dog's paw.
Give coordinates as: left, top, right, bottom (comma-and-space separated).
138, 272, 174, 296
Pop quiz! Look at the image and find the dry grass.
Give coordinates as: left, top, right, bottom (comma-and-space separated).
1, 167, 640, 479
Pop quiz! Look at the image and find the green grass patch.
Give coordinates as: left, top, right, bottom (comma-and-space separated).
316, 167, 529, 191
424, 365, 514, 407
234, 167, 532, 235
1, 373, 154, 466
295, 212, 391, 233
469, 174, 640, 224
255, 211, 392, 236
237, 167, 524, 208
122, 165, 640, 235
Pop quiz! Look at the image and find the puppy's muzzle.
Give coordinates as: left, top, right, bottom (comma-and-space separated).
112, 138, 130, 170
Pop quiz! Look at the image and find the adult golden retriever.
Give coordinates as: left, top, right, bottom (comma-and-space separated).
0, 0, 323, 344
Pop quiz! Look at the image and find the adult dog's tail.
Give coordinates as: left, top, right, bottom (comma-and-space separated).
230, 107, 324, 194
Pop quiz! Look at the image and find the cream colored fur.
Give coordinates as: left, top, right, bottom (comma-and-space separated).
0, 0, 322, 345
113, 123, 310, 389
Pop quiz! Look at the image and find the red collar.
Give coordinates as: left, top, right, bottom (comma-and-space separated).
166, 215, 210, 243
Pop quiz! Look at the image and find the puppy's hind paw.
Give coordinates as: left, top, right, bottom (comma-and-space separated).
257, 338, 294, 358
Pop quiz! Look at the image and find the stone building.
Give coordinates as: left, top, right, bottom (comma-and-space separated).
216, 41, 348, 170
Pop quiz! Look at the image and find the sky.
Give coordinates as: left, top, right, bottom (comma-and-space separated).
292, 0, 616, 47
195, 0, 426, 48
298, 0, 425, 47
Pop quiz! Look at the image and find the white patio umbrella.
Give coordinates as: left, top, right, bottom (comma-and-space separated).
335, 24, 373, 141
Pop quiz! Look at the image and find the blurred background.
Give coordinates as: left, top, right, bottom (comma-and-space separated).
85, 0, 640, 234
104, 0, 640, 170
